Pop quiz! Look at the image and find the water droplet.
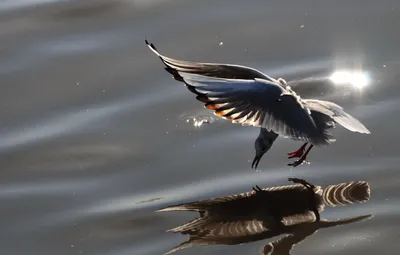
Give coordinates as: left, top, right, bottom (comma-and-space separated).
194, 120, 204, 127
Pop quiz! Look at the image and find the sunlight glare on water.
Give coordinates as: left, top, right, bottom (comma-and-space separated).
329, 70, 370, 89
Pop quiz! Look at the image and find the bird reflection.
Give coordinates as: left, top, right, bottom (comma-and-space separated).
158, 178, 372, 254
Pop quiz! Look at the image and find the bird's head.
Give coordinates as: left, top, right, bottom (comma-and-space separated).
252, 135, 276, 169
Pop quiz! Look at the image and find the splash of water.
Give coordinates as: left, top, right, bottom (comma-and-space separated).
180, 111, 217, 128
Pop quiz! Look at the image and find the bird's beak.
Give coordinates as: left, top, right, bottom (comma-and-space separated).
251, 154, 263, 169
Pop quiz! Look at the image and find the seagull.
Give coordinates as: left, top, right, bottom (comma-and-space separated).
145, 40, 371, 168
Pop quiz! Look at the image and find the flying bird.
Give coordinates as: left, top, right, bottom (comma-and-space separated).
157, 178, 371, 254
145, 40, 371, 168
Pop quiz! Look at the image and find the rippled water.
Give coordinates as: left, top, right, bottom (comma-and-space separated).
1, 0, 400, 254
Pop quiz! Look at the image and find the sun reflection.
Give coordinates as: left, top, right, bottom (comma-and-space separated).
329, 70, 370, 89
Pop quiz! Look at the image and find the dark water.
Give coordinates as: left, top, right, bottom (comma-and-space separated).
1, 0, 400, 254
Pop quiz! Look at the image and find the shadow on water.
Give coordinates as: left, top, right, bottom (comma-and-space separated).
158, 178, 373, 254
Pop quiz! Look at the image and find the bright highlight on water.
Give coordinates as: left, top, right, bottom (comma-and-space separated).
329, 70, 370, 89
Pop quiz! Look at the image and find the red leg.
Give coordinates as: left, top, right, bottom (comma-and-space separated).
288, 144, 314, 167
287, 143, 308, 159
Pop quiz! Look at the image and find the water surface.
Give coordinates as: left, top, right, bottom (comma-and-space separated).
1, 0, 400, 254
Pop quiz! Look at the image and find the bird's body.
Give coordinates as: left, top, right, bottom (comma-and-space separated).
145, 40, 370, 168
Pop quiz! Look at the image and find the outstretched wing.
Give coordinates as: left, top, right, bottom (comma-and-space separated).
304, 99, 371, 134
146, 40, 333, 144
322, 181, 371, 207
163, 211, 318, 255
178, 73, 330, 144
158, 184, 319, 234
145, 39, 276, 82
157, 184, 312, 214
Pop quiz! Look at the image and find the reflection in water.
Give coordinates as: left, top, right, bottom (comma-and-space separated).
260, 215, 372, 255
158, 178, 372, 254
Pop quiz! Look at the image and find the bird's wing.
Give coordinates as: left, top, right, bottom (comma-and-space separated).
322, 181, 371, 207
177, 73, 331, 144
164, 219, 272, 255
282, 211, 318, 226
164, 212, 319, 254
157, 191, 252, 213
145, 39, 276, 82
304, 99, 371, 134
157, 184, 314, 213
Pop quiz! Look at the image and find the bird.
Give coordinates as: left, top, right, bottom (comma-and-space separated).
145, 40, 371, 168
157, 178, 371, 254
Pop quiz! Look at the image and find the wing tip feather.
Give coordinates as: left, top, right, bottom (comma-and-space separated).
336, 115, 371, 134
196, 95, 211, 103
145, 39, 161, 57
156, 207, 181, 213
